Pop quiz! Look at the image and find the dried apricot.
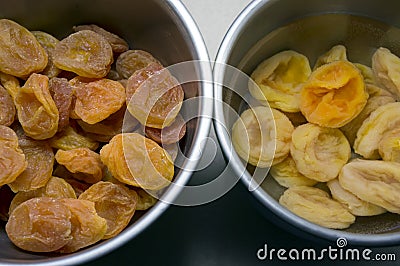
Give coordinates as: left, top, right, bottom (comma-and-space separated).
8, 137, 54, 192
53, 165, 91, 197
270, 156, 318, 188
232, 107, 294, 167
145, 114, 186, 144
55, 148, 104, 184
77, 104, 133, 137
339, 159, 400, 214
300, 60, 368, 128
354, 102, 400, 159
372, 47, 400, 99
9, 176, 76, 214
0, 72, 20, 100
313, 45, 347, 69
79, 181, 138, 239
6, 197, 72, 252
58, 198, 107, 253
0, 84, 15, 126
249, 50, 311, 112
126, 63, 184, 129
116, 50, 160, 79
0, 125, 27, 186
0, 19, 48, 78
50, 126, 99, 151
73, 24, 129, 54
327, 178, 386, 216
134, 188, 158, 211
14, 73, 59, 139
53, 30, 113, 78
49, 77, 73, 132
290, 123, 350, 182
74, 78, 125, 124
100, 133, 174, 190
32, 31, 62, 78
279, 186, 355, 229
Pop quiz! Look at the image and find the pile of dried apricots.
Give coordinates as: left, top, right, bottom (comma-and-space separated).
0, 19, 186, 252
233, 44, 400, 229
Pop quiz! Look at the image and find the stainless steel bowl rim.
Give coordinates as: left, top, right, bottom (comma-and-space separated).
214, 0, 400, 246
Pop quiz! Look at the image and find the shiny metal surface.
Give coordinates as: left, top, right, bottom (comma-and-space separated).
0, 0, 212, 265
214, 0, 400, 246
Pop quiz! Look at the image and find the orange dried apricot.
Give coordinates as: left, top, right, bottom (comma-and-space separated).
0, 85, 15, 126
74, 78, 125, 124
14, 73, 59, 139
0, 19, 48, 78
299, 60, 368, 128
100, 133, 174, 190
6, 197, 72, 252
8, 137, 54, 192
116, 50, 160, 79
53, 30, 113, 78
55, 148, 104, 184
58, 198, 107, 253
79, 181, 138, 239
0, 125, 27, 186
126, 63, 184, 129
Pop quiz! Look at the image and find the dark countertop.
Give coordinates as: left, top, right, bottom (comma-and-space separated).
85, 126, 400, 266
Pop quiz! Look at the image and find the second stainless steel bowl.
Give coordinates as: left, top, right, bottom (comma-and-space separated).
214, 0, 400, 246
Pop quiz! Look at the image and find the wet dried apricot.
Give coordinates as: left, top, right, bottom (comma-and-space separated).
6, 197, 72, 252
0, 125, 27, 186
116, 50, 160, 79
50, 126, 99, 151
14, 73, 59, 139
55, 148, 104, 184
145, 114, 186, 144
74, 78, 125, 124
0, 19, 48, 78
9, 176, 76, 214
0, 85, 15, 126
100, 133, 174, 190
58, 198, 107, 253
32, 31, 62, 78
126, 63, 184, 129
49, 77, 73, 132
53, 30, 113, 78
73, 24, 129, 54
79, 181, 138, 239
8, 137, 54, 192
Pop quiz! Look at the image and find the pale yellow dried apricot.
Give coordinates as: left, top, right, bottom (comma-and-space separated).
290, 123, 350, 182
249, 50, 311, 112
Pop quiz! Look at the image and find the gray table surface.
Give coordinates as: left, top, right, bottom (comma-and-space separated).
85, 1, 400, 265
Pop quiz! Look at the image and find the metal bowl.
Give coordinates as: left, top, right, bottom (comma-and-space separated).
214, 0, 400, 246
0, 0, 212, 265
